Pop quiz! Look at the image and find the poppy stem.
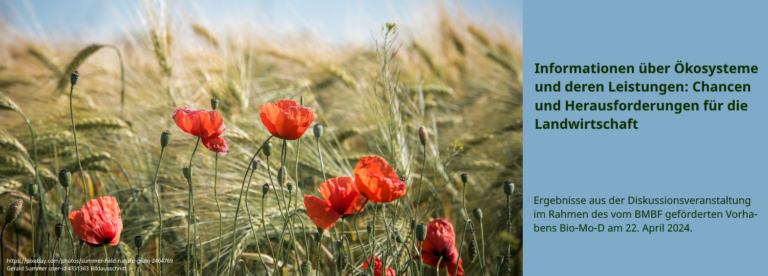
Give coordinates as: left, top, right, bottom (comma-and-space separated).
507, 195, 512, 276
213, 153, 223, 275
273, 219, 290, 274
436, 255, 444, 276
64, 189, 76, 259
1, 224, 6, 276
351, 198, 370, 260
341, 234, 353, 272
420, 241, 425, 276
266, 156, 286, 219
68, 83, 88, 205
315, 137, 326, 181
380, 205, 395, 276
16, 110, 42, 265
186, 137, 200, 276
294, 138, 301, 189
112, 158, 144, 240
261, 194, 276, 259
150, 146, 166, 276
13, 223, 18, 274
284, 188, 303, 276
278, 141, 289, 208
275, 214, 307, 275
26, 197, 36, 275
103, 246, 109, 276
315, 233, 321, 276
244, 169, 269, 273
228, 136, 273, 275
77, 241, 83, 276
53, 239, 60, 272
414, 145, 427, 220
367, 203, 379, 276
477, 220, 487, 275
196, 236, 203, 273
89, 246, 93, 276
455, 220, 473, 276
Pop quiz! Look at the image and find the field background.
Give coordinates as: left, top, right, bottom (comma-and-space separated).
0, 1, 522, 275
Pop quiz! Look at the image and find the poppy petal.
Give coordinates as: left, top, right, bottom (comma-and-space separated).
202, 136, 229, 155
275, 106, 317, 140
69, 196, 123, 247
260, 100, 302, 138
343, 193, 368, 217
304, 195, 342, 230
353, 156, 407, 203
259, 102, 283, 137
418, 218, 462, 275
446, 259, 464, 276
361, 256, 395, 276
318, 177, 365, 216
69, 210, 99, 246
172, 107, 226, 138
426, 219, 457, 260
419, 241, 440, 267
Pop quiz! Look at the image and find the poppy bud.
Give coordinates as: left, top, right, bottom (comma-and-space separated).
473, 208, 483, 220
313, 124, 323, 138
468, 240, 478, 262
300, 260, 312, 276
313, 232, 322, 243
461, 173, 468, 185
264, 142, 273, 157
134, 235, 144, 249
161, 130, 172, 148
262, 184, 270, 195
183, 167, 192, 180
61, 203, 71, 217
503, 180, 514, 196
55, 223, 63, 239
4, 199, 22, 225
300, 95, 305, 106
210, 98, 220, 111
410, 219, 416, 229
251, 159, 261, 171
317, 227, 325, 235
58, 169, 71, 188
337, 252, 348, 270
394, 232, 403, 243
27, 183, 38, 196
418, 126, 428, 146
278, 166, 287, 185
70, 71, 80, 86
287, 182, 293, 191
366, 224, 373, 235
415, 223, 427, 242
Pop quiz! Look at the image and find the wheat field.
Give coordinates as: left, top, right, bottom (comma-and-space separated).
0, 3, 521, 276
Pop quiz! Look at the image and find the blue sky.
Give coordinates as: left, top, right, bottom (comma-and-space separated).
1, 0, 522, 44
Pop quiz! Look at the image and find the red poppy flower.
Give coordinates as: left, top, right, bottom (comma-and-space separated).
416, 218, 463, 276
362, 256, 396, 276
353, 156, 406, 203
259, 100, 317, 140
304, 176, 366, 230
68, 196, 123, 247
202, 136, 229, 155
172, 107, 226, 138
